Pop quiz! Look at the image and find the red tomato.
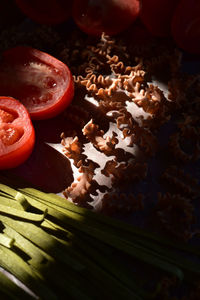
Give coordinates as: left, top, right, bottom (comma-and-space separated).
15, 0, 72, 25
140, 0, 180, 37
72, 0, 140, 36
0, 0, 24, 28
0, 97, 35, 170
171, 0, 200, 55
0, 46, 74, 120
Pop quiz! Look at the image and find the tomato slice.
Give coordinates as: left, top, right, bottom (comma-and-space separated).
171, 0, 200, 55
15, 0, 72, 25
0, 97, 35, 170
72, 0, 140, 36
0, 46, 74, 120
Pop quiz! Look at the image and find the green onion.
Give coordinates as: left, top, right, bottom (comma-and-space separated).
0, 204, 47, 222
15, 192, 30, 210
0, 195, 24, 210
0, 214, 85, 272
0, 244, 57, 300
1, 176, 200, 299
23, 193, 184, 279
3, 224, 52, 267
0, 270, 35, 300
19, 185, 200, 258
0, 233, 14, 248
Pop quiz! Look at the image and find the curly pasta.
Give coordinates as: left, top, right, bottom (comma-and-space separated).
162, 165, 200, 199
101, 192, 144, 215
154, 193, 196, 241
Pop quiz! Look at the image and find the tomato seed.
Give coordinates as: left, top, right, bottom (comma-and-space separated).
43, 76, 57, 89
0, 108, 16, 123
0, 126, 23, 146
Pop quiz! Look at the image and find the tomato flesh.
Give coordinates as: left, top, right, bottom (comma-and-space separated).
72, 0, 140, 36
0, 107, 17, 123
0, 124, 23, 146
0, 47, 74, 120
0, 97, 35, 170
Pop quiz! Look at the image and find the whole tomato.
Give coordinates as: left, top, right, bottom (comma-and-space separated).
15, 0, 73, 25
72, 0, 141, 36
171, 0, 200, 55
0, 0, 24, 28
140, 0, 180, 37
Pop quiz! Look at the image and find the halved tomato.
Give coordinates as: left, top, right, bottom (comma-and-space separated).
0, 97, 35, 170
15, 0, 72, 25
0, 46, 74, 120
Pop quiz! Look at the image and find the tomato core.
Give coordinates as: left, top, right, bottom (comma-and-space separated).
0, 107, 17, 123
0, 124, 23, 146
0, 61, 64, 111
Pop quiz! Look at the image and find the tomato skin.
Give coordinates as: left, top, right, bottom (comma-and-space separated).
0, 0, 24, 28
15, 0, 72, 25
0, 97, 35, 170
171, 0, 200, 55
72, 0, 140, 36
140, 0, 180, 37
0, 46, 74, 120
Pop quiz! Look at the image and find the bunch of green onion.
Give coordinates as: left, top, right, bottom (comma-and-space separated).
0, 175, 200, 299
